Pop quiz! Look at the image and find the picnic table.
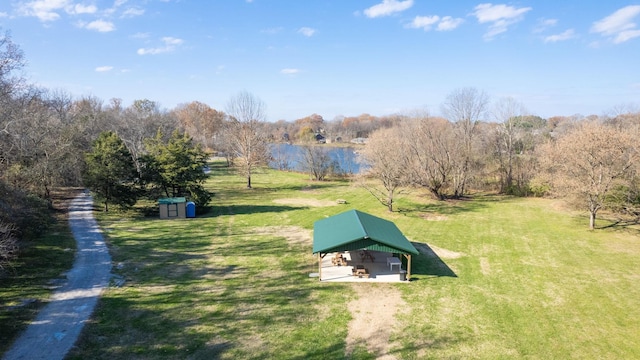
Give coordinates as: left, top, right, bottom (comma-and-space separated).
352, 265, 370, 278
332, 253, 347, 266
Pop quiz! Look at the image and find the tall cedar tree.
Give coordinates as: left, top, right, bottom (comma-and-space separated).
84, 131, 138, 211
141, 130, 211, 206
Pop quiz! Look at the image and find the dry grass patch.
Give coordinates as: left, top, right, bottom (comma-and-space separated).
250, 226, 312, 247
479, 257, 491, 275
419, 213, 448, 221
603, 233, 640, 255
272, 198, 337, 207
346, 284, 406, 359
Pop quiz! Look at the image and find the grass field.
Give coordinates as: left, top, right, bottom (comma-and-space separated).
4, 163, 640, 359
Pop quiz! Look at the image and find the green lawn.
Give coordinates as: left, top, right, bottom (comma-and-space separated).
14, 163, 640, 359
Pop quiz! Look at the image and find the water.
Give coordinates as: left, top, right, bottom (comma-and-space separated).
269, 143, 365, 174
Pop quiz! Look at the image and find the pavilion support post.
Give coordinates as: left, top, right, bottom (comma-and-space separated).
407, 254, 412, 280
318, 253, 322, 281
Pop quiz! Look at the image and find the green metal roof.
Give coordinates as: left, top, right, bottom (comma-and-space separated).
313, 210, 418, 255
158, 197, 186, 204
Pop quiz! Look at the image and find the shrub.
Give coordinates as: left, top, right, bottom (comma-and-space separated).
0, 221, 18, 270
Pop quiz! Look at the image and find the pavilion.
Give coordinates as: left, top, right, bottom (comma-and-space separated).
313, 209, 419, 281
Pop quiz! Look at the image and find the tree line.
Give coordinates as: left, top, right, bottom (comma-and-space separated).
359, 90, 639, 232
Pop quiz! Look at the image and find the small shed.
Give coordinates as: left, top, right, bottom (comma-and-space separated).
159, 197, 187, 219
313, 209, 419, 280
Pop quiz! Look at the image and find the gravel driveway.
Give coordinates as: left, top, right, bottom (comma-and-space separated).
2, 192, 111, 360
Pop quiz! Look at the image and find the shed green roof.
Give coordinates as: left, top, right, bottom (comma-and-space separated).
158, 197, 186, 204
313, 210, 418, 255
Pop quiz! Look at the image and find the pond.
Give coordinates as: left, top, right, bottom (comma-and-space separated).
269, 143, 365, 175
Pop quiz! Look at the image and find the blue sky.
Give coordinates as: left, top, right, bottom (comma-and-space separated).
2, 1, 639, 121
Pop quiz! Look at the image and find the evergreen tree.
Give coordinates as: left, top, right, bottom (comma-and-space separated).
84, 131, 138, 211
142, 130, 211, 207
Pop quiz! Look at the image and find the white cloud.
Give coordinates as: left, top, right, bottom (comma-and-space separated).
614, 29, 640, 43
162, 36, 183, 45
137, 37, 184, 55
364, 0, 413, 18
544, 29, 576, 43
407, 15, 463, 31
473, 3, 531, 23
0, 12, 8, 18
84, 19, 115, 32
408, 15, 439, 30
437, 16, 464, 31
71, 4, 96, 14
18, 0, 71, 21
591, 5, 640, 43
21, 0, 144, 23
473, 3, 532, 40
298, 27, 316, 37
534, 18, 557, 33
121, 7, 144, 18
108, 0, 148, 18
137, 48, 160, 55
281, 68, 300, 75
95, 66, 113, 72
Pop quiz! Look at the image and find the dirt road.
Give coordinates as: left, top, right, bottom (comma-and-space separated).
2, 192, 111, 360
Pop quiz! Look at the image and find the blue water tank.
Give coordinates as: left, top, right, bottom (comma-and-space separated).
186, 202, 196, 218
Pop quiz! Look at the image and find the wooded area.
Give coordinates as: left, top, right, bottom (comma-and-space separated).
1, 29, 639, 268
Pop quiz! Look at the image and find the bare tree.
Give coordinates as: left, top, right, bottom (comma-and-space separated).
296, 126, 336, 181
270, 143, 292, 171
404, 115, 455, 200
173, 101, 224, 150
539, 120, 637, 229
115, 99, 177, 174
491, 97, 528, 193
0, 29, 26, 173
1, 87, 79, 199
0, 29, 26, 100
299, 145, 334, 181
441, 87, 489, 197
225, 91, 270, 188
359, 126, 410, 211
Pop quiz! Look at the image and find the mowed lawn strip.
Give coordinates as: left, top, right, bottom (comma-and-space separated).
396, 197, 640, 359
65, 163, 640, 359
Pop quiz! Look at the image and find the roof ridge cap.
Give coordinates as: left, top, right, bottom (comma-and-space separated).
352, 210, 369, 238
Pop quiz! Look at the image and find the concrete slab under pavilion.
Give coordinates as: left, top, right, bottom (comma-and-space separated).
319, 250, 408, 283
